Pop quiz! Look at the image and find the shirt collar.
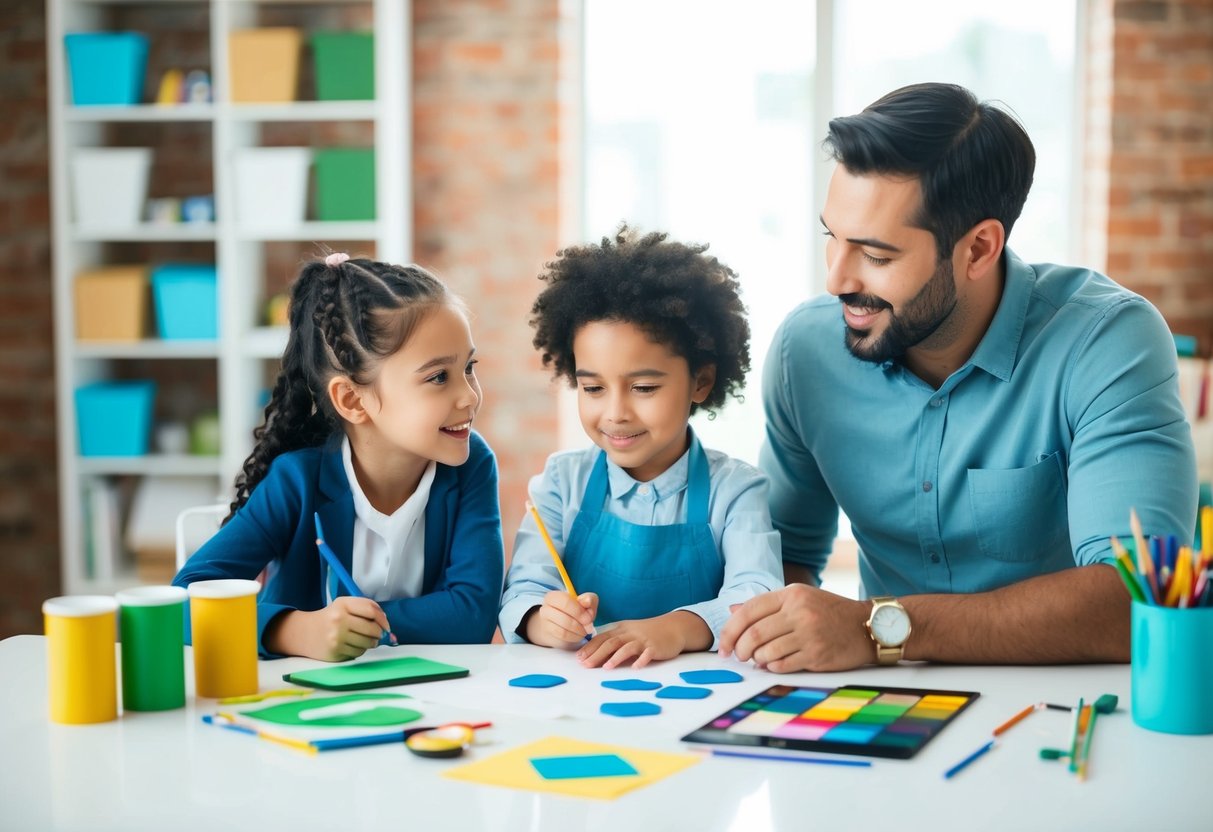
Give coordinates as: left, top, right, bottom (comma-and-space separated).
604, 430, 695, 501
342, 435, 436, 537
966, 247, 1033, 383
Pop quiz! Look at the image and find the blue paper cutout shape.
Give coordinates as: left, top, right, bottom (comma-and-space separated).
601, 679, 662, 691
680, 669, 743, 685
530, 753, 640, 780
508, 674, 567, 689
656, 685, 712, 700
601, 701, 662, 717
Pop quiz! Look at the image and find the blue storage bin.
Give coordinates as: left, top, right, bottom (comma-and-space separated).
64, 32, 149, 106
151, 264, 217, 340
75, 381, 156, 457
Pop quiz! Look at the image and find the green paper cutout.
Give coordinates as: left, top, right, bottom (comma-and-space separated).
239, 692, 422, 727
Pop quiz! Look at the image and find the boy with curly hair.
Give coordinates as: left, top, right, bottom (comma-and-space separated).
499, 225, 783, 668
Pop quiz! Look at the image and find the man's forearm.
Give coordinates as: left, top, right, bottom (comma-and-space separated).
900, 564, 1130, 664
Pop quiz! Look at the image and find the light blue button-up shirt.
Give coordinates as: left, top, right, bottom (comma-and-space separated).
763, 249, 1197, 597
499, 436, 784, 645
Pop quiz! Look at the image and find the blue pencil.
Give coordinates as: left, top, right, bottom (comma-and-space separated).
709, 748, 872, 768
943, 740, 994, 780
313, 512, 397, 646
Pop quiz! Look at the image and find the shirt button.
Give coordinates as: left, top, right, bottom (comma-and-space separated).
637, 486, 650, 496
930, 398, 943, 408
929, 552, 941, 563
922, 481, 933, 492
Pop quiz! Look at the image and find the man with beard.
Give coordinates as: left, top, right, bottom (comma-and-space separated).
718, 83, 1196, 672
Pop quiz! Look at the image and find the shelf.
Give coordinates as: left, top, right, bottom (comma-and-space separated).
243, 326, 289, 358
78, 454, 225, 477
76, 340, 220, 359
66, 104, 216, 123
72, 223, 217, 242
234, 220, 380, 241
225, 100, 378, 122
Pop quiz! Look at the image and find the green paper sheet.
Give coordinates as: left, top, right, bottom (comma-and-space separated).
283, 656, 469, 691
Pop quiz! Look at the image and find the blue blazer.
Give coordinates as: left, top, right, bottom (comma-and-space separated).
174, 431, 504, 655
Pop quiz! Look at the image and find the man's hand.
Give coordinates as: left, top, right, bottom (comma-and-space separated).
266, 596, 389, 662
718, 585, 872, 672
524, 590, 598, 648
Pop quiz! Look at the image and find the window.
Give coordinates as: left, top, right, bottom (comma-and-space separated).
583, 1, 1078, 465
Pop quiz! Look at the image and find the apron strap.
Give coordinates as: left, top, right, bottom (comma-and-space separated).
582, 448, 610, 513
685, 432, 710, 526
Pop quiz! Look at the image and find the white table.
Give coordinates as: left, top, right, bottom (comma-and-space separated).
1, 635, 1206, 831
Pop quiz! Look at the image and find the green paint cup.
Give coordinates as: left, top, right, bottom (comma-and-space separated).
116, 585, 187, 711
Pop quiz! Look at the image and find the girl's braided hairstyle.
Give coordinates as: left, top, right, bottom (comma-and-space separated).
226, 257, 453, 522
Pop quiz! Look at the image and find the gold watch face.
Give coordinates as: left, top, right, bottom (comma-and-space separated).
870, 603, 910, 646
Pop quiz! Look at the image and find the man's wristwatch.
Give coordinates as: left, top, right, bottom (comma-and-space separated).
865, 596, 911, 665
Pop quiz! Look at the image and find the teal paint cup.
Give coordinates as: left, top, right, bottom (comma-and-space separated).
1130, 601, 1213, 734
116, 585, 187, 711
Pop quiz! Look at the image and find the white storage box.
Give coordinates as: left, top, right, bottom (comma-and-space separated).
233, 147, 310, 230
71, 147, 152, 229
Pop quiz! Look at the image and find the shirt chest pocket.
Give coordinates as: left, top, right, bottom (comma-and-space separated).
967, 452, 1069, 563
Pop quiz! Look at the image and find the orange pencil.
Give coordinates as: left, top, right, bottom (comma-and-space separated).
993, 704, 1037, 736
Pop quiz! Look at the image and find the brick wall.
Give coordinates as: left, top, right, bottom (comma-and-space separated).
0, 0, 56, 637
412, 0, 564, 564
1087, 0, 1213, 346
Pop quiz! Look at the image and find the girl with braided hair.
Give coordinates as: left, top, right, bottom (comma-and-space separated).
174, 253, 503, 661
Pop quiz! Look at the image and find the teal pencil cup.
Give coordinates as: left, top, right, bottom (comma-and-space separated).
1130, 601, 1213, 735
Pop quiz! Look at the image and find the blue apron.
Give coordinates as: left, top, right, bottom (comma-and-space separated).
564, 433, 723, 624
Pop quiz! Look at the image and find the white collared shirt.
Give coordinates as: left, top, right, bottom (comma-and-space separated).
339, 436, 435, 602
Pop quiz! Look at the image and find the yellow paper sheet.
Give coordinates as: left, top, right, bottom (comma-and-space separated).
442, 735, 700, 800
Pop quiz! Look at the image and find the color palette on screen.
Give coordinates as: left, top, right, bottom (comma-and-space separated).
682, 684, 979, 760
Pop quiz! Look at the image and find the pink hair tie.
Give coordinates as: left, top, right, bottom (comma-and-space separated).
325, 252, 350, 267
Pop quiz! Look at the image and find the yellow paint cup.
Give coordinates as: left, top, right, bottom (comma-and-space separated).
187, 579, 260, 698
43, 595, 119, 724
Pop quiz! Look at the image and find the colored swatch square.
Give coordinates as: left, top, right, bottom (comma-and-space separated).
530, 754, 639, 780
822, 724, 881, 744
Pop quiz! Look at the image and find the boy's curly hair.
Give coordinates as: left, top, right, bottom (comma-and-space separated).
530, 224, 751, 415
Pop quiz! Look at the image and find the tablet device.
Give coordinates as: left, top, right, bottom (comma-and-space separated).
283, 656, 469, 691
682, 683, 979, 760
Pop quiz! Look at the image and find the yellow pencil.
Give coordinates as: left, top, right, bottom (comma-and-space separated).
525, 499, 595, 637
1202, 506, 1212, 558
1129, 508, 1160, 602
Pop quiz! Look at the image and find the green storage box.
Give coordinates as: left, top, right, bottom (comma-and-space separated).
314, 148, 375, 221
311, 31, 374, 101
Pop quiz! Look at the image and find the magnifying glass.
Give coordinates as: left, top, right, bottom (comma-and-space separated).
404, 724, 476, 759
308, 720, 491, 754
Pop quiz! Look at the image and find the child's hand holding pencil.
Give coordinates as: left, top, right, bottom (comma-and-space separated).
522, 499, 599, 648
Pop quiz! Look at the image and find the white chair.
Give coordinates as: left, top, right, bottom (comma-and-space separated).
174, 503, 228, 569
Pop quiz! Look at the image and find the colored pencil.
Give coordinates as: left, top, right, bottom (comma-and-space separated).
1111, 555, 1146, 603
526, 498, 596, 638
311, 721, 492, 752
203, 713, 317, 756
943, 740, 994, 780
1067, 700, 1087, 774
709, 748, 872, 768
993, 704, 1037, 736
313, 512, 396, 645
1130, 509, 1160, 602
218, 688, 313, 705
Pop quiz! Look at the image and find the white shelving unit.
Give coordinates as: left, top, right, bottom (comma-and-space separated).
47, 0, 411, 594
